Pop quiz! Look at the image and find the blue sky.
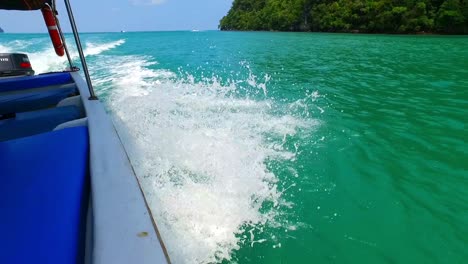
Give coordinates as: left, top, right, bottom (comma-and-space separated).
0, 0, 233, 33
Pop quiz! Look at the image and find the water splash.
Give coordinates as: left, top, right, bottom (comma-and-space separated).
105, 56, 318, 263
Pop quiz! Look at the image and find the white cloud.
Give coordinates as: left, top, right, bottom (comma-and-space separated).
131, 0, 167, 5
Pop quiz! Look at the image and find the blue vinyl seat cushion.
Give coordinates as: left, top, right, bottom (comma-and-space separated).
0, 84, 77, 115
0, 72, 73, 93
0, 126, 89, 264
0, 105, 81, 141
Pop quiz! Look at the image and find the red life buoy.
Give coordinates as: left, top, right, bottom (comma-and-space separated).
41, 6, 65, 57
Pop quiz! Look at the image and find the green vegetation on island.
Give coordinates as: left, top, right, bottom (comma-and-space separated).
219, 0, 468, 34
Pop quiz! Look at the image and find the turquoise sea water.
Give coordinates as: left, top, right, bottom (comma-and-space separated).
1, 32, 467, 263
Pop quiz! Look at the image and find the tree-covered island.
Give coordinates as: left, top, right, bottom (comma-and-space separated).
219, 0, 468, 34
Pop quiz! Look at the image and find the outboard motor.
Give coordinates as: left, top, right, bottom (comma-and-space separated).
0, 53, 34, 78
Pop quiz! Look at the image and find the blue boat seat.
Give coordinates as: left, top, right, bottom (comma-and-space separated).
0, 83, 77, 115
0, 126, 89, 264
0, 105, 82, 141
0, 72, 73, 93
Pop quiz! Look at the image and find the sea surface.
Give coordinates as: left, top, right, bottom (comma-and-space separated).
1, 31, 467, 263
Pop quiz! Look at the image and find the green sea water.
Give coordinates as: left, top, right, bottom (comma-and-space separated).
1, 32, 467, 263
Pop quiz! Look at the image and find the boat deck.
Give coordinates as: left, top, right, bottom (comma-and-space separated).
0, 71, 169, 263
0, 72, 90, 263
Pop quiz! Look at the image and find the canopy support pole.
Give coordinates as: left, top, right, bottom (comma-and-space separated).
63, 0, 97, 100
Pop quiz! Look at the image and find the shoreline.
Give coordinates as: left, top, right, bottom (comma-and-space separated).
219, 29, 468, 36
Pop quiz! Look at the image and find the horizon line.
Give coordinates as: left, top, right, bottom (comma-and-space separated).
0, 29, 221, 34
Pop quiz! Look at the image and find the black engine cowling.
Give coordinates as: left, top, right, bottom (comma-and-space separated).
0, 53, 35, 78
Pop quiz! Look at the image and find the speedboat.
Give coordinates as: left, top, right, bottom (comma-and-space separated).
0, 1, 170, 263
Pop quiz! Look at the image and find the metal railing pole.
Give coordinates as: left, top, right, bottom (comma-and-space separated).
63, 0, 97, 100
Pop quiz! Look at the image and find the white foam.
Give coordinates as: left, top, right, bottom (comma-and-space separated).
106, 57, 318, 263
0, 39, 38, 53
0, 44, 11, 53
84, 39, 125, 56
28, 47, 70, 74
88, 54, 173, 96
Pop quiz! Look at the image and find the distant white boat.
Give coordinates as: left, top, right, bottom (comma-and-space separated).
121, 30, 126, 33
191, 29, 200, 32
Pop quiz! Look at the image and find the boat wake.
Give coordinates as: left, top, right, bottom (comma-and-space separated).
104, 58, 318, 263
84, 39, 125, 56
1, 37, 319, 264
0, 38, 125, 73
